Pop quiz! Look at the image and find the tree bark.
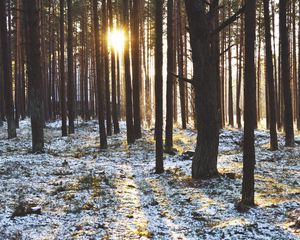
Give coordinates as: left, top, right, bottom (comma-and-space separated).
93, 0, 107, 149
67, 0, 75, 134
23, 0, 45, 152
263, 0, 278, 150
165, 0, 174, 153
279, 0, 295, 147
0, 0, 17, 138
185, 0, 219, 179
242, 0, 256, 207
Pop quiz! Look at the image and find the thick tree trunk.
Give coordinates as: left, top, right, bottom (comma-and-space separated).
23, 0, 45, 152
263, 0, 278, 150
279, 0, 295, 147
185, 0, 219, 179
0, 0, 17, 139
242, 0, 256, 207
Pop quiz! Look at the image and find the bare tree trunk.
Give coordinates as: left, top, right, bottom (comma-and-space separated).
279, 0, 295, 147
241, 0, 256, 207
60, 0, 67, 136
165, 0, 174, 153
0, 0, 17, 138
123, 0, 135, 144
93, 0, 107, 149
263, 0, 278, 150
155, 0, 164, 173
67, 0, 75, 133
185, 0, 219, 179
23, 0, 45, 152
132, 0, 142, 138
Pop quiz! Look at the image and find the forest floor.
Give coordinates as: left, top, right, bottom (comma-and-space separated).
0, 119, 299, 240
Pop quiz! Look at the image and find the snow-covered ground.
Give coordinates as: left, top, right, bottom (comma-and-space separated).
0, 119, 299, 239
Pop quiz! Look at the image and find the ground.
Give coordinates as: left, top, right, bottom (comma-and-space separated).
0, 119, 299, 240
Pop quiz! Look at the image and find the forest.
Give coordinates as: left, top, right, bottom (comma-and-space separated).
0, 0, 299, 239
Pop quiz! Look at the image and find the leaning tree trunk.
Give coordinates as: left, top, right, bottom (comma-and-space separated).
0, 0, 17, 138
185, 0, 219, 179
279, 0, 295, 147
23, 0, 45, 152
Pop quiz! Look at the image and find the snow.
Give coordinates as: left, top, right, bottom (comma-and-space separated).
0, 119, 299, 239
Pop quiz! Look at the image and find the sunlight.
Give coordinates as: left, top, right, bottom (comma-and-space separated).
107, 28, 125, 53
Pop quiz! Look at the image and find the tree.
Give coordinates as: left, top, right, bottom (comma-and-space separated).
263, 0, 278, 150
123, 0, 135, 144
165, 0, 174, 153
0, 0, 17, 139
108, 0, 120, 134
23, 0, 45, 152
103, 0, 112, 136
93, 0, 107, 149
60, 0, 67, 137
184, 0, 219, 179
67, 0, 75, 134
155, 0, 164, 174
132, 0, 142, 139
279, 0, 295, 147
241, 0, 256, 207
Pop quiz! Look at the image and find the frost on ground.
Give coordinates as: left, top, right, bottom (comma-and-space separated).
0, 119, 299, 240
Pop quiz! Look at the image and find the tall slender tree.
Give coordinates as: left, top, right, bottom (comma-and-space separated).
0, 0, 17, 139
263, 0, 278, 150
93, 0, 107, 149
132, 0, 142, 139
123, 0, 135, 144
23, 0, 45, 152
67, 0, 75, 134
241, 0, 256, 207
279, 0, 295, 147
155, 0, 164, 173
60, 0, 67, 136
165, 0, 174, 153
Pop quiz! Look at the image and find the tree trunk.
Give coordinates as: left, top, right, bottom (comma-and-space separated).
165, 0, 174, 153
60, 0, 67, 136
0, 0, 17, 139
23, 0, 45, 152
93, 0, 107, 149
263, 0, 278, 150
279, 0, 295, 147
67, 0, 75, 133
185, 0, 219, 179
132, 0, 142, 138
155, 0, 164, 173
123, 0, 135, 144
242, 0, 256, 207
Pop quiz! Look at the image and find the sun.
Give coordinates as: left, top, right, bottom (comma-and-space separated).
107, 28, 125, 53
